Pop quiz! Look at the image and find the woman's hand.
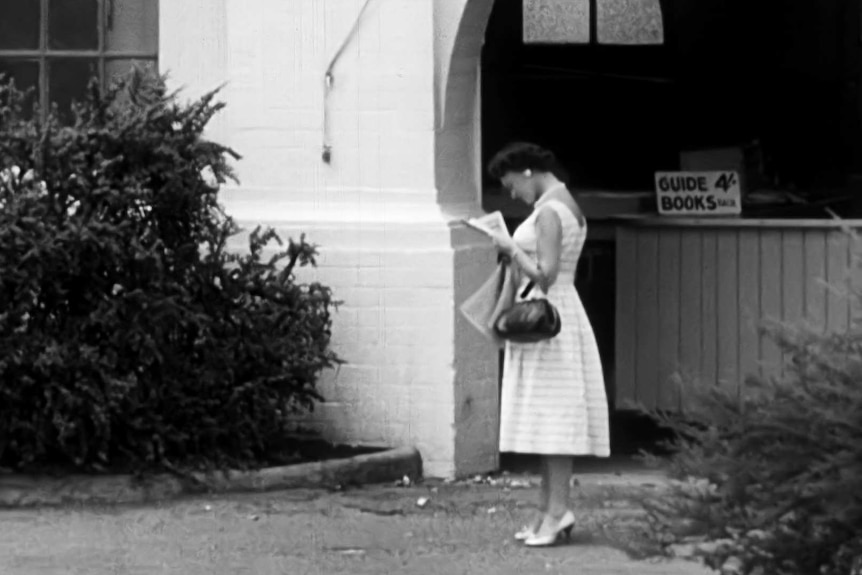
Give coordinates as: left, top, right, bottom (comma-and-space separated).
488, 231, 517, 256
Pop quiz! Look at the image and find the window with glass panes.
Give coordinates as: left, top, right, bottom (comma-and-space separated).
0, 0, 158, 120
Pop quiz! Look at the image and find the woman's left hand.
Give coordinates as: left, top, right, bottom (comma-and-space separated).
489, 231, 517, 256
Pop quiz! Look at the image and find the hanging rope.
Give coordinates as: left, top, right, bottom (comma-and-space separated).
322, 0, 375, 164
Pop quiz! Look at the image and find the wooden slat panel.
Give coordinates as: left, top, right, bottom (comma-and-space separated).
635, 229, 660, 409
804, 230, 828, 331
612, 217, 862, 229
826, 231, 850, 333
657, 229, 681, 410
738, 230, 761, 386
614, 227, 638, 408
716, 231, 739, 393
760, 230, 783, 380
700, 230, 718, 386
615, 223, 862, 413
781, 230, 805, 375
678, 229, 702, 409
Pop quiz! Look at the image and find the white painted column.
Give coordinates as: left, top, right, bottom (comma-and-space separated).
159, 0, 500, 478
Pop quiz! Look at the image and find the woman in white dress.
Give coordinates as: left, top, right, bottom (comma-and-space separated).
486, 143, 611, 547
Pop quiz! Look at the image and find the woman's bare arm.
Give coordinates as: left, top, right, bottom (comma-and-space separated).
510, 207, 563, 293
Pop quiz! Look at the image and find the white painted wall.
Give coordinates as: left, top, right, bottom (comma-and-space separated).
160, 0, 498, 478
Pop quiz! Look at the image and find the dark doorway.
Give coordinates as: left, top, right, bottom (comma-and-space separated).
481, 0, 679, 415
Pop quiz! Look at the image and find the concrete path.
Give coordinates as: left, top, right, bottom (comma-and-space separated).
0, 477, 711, 575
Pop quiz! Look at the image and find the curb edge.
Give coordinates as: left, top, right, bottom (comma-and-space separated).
0, 446, 423, 509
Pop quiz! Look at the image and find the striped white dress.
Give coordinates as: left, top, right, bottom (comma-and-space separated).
499, 199, 611, 457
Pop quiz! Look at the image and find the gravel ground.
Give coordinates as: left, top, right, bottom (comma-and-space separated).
0, 476, 712, 575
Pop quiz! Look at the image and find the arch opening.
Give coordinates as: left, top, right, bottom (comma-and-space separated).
437, 0, 672, 465
434, 0, 670, 215
440, 0, 862, 463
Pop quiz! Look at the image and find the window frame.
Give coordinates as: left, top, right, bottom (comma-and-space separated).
0, 0, 158, 120
523, 0, 666, 46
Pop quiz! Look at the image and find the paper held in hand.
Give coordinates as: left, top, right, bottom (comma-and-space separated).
459, 263, 506, 349
463, 211, 511, 240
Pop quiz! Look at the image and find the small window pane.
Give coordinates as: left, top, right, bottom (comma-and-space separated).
524, 0, 590, 45
49, 58, 98, 122
105, 58, 156, 84
597, 0, 664, 44
0, 59, 40, 117
106, 0, 159, 54
49, 0, 99, 50
0, 0, 41, 50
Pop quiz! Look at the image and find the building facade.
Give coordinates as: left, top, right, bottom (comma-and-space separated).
159, 0, 506, 479
1, 0, 671, 478
16, 0, 853, 479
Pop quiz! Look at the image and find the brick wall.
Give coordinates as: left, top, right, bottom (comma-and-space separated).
160, 0, 499, 478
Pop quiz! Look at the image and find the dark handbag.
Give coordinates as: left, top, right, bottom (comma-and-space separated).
493, 280, 562, 343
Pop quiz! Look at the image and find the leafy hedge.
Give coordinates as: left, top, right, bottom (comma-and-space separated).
640, 270, 862, 575
0, 69, 340, 476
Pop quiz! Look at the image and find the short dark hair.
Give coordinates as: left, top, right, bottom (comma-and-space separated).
487, 142, 560, 180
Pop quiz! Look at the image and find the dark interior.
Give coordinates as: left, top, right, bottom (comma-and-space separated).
481, 0, 862, 201
483, 0, 862, 459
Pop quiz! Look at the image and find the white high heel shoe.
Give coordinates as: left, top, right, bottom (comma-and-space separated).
523, 510, 576, 547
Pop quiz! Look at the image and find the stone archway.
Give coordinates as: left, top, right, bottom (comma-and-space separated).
433, 0, 668, 474
434, 0, 668, 214
432, 0, 501, 477
434, 0, 497, 213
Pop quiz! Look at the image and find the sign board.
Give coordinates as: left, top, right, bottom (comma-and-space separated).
654, 171, 742, 216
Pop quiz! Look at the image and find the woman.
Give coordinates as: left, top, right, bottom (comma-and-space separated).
486, 142, 610, 547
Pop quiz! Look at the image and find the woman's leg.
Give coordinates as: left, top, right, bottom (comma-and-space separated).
526, 455, 574, 543
546, 455, 573, 517
516, 455, 549, 538
539, 455, 550, 513
531, 455, 550, 527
